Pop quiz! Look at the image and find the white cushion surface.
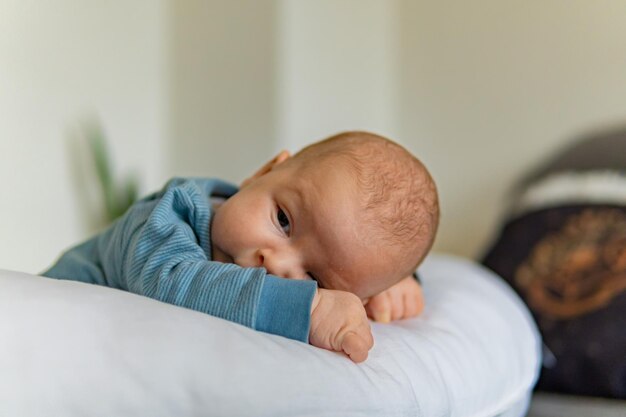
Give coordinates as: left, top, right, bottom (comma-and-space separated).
0, 254, 541, 417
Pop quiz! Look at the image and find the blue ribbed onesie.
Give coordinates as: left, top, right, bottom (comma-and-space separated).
43, 178, 317, 342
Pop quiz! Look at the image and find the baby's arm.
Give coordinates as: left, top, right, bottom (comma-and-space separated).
46, 179, 317, 343
45, 178, 373, 361
123, 223, 372, 361
364, 275, 424, 323
117, 198, 318, 342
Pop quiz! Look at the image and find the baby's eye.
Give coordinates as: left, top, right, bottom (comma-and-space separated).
277, 208, 291, 235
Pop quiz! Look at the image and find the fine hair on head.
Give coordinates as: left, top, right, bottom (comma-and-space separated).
292, 131, 440, 275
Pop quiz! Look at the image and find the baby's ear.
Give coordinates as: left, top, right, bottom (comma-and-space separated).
240, 150, 291, 188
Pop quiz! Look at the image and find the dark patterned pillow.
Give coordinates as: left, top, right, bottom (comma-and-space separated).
483, 204, 626, 398
482, 129, 626, 399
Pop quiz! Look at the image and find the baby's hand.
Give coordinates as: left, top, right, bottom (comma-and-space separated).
365, 276, 424, 323
309, 289, 373, 363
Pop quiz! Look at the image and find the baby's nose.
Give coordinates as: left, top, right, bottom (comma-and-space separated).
258, 249, 304, 280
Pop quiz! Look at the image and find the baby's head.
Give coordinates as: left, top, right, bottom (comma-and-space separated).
211, 131, 439, 300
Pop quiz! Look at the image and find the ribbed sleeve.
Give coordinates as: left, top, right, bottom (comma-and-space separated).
43, 178, 314, 341
256, 275, 317, 342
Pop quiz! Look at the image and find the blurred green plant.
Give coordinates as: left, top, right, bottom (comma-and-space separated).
86, 125, 139, 223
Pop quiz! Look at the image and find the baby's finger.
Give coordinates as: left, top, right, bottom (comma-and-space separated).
365, 293, 391, 323
389, 289, 405, 321
341, 331, 372, 363
404, 285, 425, 318
402, 290, 420, 318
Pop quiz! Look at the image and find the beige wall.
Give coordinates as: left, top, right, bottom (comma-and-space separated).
271, 0, 626, 258
167, 0, 277, 184
275, 0, 399, 151
3, 0, 626, 272
0, 1, 168, 272
398, 0, 626, 257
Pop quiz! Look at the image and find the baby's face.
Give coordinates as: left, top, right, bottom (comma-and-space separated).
211, 156, 402, 300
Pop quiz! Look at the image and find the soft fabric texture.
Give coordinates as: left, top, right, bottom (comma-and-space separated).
43, 177, 317, 342
0, 254, 540, 417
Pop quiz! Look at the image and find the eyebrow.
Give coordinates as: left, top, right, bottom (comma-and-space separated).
287, 185, 308, 215
282, 184, 311, 236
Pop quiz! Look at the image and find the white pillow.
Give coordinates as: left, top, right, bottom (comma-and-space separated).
0, 254, 540, 417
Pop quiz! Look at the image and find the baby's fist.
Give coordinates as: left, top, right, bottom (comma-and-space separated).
365, 276, 424, 323
309, 289, 373, 363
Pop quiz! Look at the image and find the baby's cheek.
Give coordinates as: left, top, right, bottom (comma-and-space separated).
322, 276, 340, 290
346, 279, 379, 301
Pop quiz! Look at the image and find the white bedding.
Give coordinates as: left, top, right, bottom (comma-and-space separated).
0, 254, 541, 417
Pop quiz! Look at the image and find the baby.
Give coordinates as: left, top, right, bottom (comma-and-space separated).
44, 131, 439, 363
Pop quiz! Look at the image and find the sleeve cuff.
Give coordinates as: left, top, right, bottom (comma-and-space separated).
254, 275, 318, 343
